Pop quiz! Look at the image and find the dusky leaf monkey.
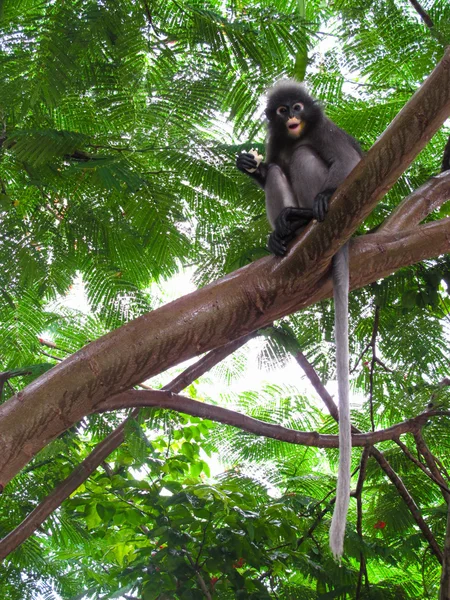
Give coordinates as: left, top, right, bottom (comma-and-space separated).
236, 81, 363, 559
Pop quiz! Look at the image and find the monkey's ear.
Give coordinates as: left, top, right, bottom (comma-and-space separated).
265, 108, 274, 121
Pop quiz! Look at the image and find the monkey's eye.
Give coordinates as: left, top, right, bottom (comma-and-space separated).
276, 106, 288, 115
293, 103, 304, 112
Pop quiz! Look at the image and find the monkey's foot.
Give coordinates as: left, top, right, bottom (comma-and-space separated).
268, 230, 294, 256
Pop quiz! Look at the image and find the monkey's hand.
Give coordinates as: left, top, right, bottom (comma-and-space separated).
313, 188, 336, 222
236, 152, 260, 173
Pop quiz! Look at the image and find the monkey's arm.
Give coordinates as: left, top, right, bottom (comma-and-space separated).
236, 152, 268, 188
312, 125, 362, 221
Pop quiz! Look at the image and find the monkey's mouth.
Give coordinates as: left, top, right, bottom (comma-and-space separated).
287, 119, 305, 136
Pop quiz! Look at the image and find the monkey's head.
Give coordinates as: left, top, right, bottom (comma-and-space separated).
265, 81, 323, 139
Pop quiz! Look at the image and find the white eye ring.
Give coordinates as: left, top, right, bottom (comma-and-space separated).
293, 103, 304, 111
276, 106, 288, 115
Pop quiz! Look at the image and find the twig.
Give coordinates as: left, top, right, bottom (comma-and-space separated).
40, 351, 62, 362
38, 338, 70, 354
184, 551, 212, 599
351, 342, 371, 374
374, 357, 394, 373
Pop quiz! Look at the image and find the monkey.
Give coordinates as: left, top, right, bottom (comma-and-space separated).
236, 81, 363, 559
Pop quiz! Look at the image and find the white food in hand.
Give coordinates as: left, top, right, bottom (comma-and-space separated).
246, 148, 263, 173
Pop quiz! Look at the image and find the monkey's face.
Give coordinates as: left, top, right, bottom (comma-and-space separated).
276, 102, 306, 138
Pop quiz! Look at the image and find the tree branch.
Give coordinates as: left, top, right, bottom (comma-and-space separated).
296, 352, 443, 563
0, 335, 254, 561
442, 134, 450, 172
414, 431, 450, 503
379, 171, 450, 233
395, 437, 450, 497
355, 447, 371, 599
368, 306, 380, 432
408, 0, 435, 28
96, 389, 449, 448
440, 499, 450, 599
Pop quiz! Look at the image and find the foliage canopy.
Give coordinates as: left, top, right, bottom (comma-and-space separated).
0, 0, 450, 598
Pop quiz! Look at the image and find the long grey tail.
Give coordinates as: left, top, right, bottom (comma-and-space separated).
329, 243, 352, 560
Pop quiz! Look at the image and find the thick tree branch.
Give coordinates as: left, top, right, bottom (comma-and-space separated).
306, 217, 450, 308
379, 171, 450, 233
0, 48, 449, 488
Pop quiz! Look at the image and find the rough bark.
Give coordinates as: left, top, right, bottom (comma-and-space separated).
0, 48, 449, 489
379, 171, 450, 233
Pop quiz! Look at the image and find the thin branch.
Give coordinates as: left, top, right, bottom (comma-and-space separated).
408, 0, 435, 29
414, 431, 450, 503
373, 448, 443, 562
184, 551, 212, 600
40, 351, 62, 362
440, 499, 450, 599
296, 352, 443, 563
351, 341, 371, 374
294, 351, 338, 420
374, 357, 394, 373
0, 334, 255, 561
356, 448, 371, 599
395, 437, 450, 497
355, 447, 371, 499
98, 389, 450, 447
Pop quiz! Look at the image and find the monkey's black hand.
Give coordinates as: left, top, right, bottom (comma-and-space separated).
276, 207, 314, 235
236, 153, 258, 173
313, 188, 336, 222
